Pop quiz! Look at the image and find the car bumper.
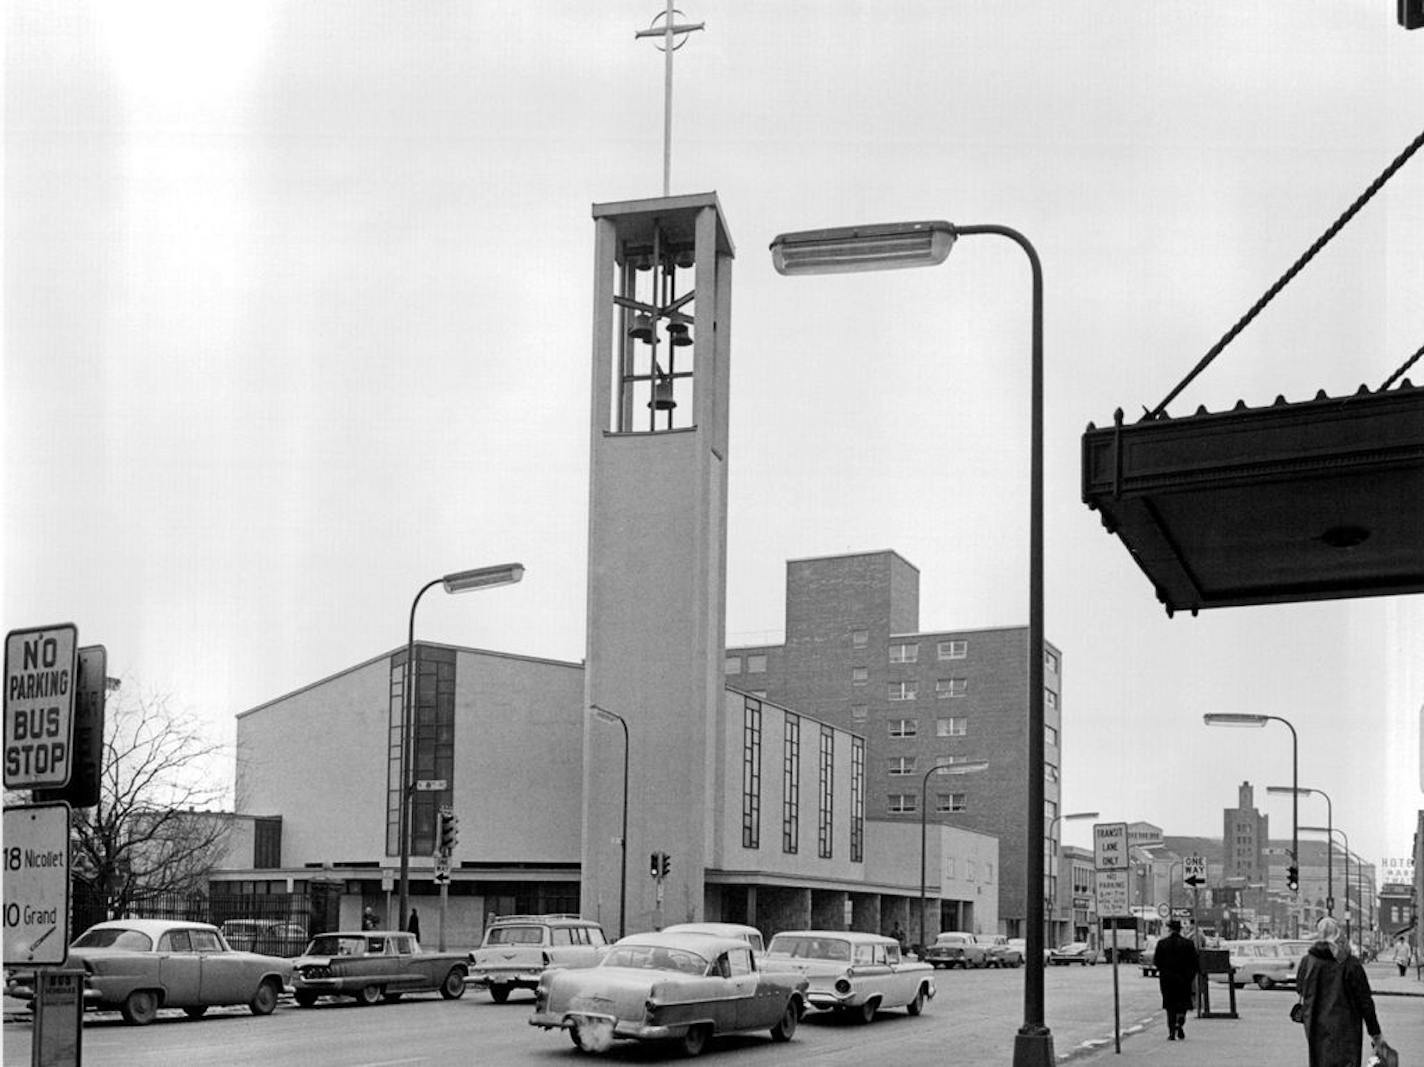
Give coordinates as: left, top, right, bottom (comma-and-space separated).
530, 1009, 682, 1042
469, 969, 543, 989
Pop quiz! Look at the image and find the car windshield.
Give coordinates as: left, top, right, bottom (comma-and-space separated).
486, 925, 543, 946
72, 927, 153, 951
766, 936, 852, 962
602, 943, 711, 974
306, 936, 367, 956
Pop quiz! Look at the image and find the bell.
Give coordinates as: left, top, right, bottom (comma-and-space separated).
648, 378, 677, 411
667, 322, 693, 347
628, 314, 654, 343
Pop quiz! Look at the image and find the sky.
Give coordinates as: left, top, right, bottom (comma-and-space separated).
5, 2, 1422, 873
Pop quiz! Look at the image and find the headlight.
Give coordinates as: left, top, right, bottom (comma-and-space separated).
834, 978, 852, 995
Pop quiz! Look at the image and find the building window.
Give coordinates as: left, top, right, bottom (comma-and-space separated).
936, 792, 967, 813
937, 717, 967, 737
742, 699, 761, 849
818, 726, 834, 859
1045, 724, 1059, 747
725, 656, 741, 674
747, 653, 767, 674
985, 862, 993, 883
851, 628, 869, 648
850, 736, 865, 863
946, 858, 956, 880
888, 793, 917, 815
888, 755, 916, 776
1044, 648, 1059, 674
888, 718, 917, 738
782, 713, 800, 854
966, 860, 977, 881
938, 639, 968, 660
851, 666, 868, 686
1045, 688, 1058, 711
850, 704, 868, 723
1045, 762, 1060, 783
889, 641, 919, 663
253, 818, 282, 869
888, 680, 917, 701
387, 646, 457, 857
936, 677, 967, 699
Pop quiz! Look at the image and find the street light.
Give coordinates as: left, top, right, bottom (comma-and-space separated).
772, 218, 1049, 1067
1045, 811, 1098, 946
397, 563, 524, 931
1302, 825, 1352, 944
590, 704, 630, 939
1203, 713, 1299, 891
1269, 784, 1333, 914
919, 760, 991, 952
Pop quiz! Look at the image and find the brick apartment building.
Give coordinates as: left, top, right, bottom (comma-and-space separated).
726, 549, 1063, 935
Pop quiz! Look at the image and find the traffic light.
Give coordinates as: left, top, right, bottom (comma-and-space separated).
1287, 865, 1299, 892
660, 852, 672, 878
650, 851, 662, 878
1402, 0, 1423, 30
438, 808, 460, 855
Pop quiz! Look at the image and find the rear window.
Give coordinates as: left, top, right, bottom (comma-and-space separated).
73, 927, 153, 951
487, 925, 544, 946
307, 936, 367, 956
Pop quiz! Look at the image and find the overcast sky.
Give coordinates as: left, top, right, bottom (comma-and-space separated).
6, 2, 1421, 872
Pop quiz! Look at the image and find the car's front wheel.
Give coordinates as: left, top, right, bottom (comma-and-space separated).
440, 968, 467, 1000
1256, 976, 1275, 990
356, 984, 382, 1006
678, 1023, 712, 1057
855, 998, 878, 1024
906, 987, 926, 1016
770, 1000, 798, 1042
249, 979, 279, 1016
121, 990, 160, 1026
294, 991, 319, 1008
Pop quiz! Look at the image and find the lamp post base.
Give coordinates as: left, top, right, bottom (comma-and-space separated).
1013, 1026, 1056, 1067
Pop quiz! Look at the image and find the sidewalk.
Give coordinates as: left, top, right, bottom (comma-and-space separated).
1068, 963, 1424, 1065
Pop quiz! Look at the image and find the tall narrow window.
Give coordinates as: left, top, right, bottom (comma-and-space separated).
818, 726, 834, 859
782, 713, 800, 854
850, 736, 865, 863
742, 698, 762, 849
387, 646, 456, 856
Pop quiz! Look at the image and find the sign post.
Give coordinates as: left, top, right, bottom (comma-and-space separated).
4, 624, 78, 790
1094, 822, 1130, 1054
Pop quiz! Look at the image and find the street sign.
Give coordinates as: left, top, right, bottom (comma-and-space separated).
1097, 869, 1130, 916
381, 869, 396, 892
1183, 854, 1206, 887
414, 779, 448, 792
4, 624, 78, 789
34, 645, 106, 808
1156, 902, 1171, 920
1171, 907, 1194, 919
1094, 822, 1129, 870
3, 803, 71, 966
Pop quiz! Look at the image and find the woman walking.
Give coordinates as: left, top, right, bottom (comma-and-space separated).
1296, 917, 1387, 1067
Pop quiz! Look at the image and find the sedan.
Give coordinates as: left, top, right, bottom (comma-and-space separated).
530, 932, 807, 1057
762, 931, 934, 1022
1047, 941, 1099, 966
292, 930, 469, 1006
6, 919, 293, 1025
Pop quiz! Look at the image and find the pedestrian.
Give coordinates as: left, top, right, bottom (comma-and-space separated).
1296, 917, 1387, 1067
361, 906, 378, 931
407, 908, 421, 942
891, 922, 907, 954
1391, 937, 1411, 978
1151, 918, 1199, 1041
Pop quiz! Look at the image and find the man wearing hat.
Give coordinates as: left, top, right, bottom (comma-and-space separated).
1152, 918, 1200, 1040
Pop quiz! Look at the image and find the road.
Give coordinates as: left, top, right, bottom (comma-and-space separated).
5, 961, 1170, 1065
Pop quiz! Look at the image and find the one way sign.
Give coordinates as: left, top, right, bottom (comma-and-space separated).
1183, 854, 1206, 887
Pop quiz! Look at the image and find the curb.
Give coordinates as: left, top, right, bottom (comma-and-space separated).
1056, 1013, 1159, 1062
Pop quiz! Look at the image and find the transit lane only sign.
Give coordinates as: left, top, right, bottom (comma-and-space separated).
5, 624, 78, 789
3, 803, 72, 966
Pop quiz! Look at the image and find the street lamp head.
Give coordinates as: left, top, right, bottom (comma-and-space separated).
1266, 785, 1305, 796
442, 562, 525, 594
930, 759, 990, 777
1299, 825, 1335, 835
770, 220, 956, 275
590, 704, 625, 726
1202, 713, 1269, 727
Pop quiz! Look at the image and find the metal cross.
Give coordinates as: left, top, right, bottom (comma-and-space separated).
635, 3, 704, 196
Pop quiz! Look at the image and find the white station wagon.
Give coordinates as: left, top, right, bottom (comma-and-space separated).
761, 930, 936, 1023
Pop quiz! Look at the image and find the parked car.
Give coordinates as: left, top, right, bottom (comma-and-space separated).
4, 919, 293, 1025
984, 935, 1024, 968
762, 930, 935, 1022
530, 931, 808, 1056
469, 914, 608, 1003
1048, 941, 1099, 966
921, 931, 989, 969
220, 919, 308, 958
291, 930, 468, 1006
1243, 939, 1312, 990
661, 921, 766, 955
1139, 937, 1160, 977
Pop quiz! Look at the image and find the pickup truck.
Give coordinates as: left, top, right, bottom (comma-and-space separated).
921, 931, 990, 969
292, 931, 469, 1006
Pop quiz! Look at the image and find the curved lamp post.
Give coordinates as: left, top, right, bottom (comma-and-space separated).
772, 218, 1049, 1067
397, 563, 524, 931
1302, 825, 1351, 944
589, 704, 630, 939
1270, 785, 1333, 914
918, 760, 991, 952
1203, 714, 1299, 893
1045, 811, 1098, 946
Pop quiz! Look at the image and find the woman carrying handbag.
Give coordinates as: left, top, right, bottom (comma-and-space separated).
1295, 917, 1389, 1067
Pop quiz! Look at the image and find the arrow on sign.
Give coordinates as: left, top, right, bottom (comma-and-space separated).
1184, 875, 1205, 887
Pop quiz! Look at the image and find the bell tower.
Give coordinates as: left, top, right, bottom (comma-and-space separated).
581, 193, 734, 932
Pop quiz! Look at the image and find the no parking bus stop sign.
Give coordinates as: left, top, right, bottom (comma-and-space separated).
4, 624, 78, 789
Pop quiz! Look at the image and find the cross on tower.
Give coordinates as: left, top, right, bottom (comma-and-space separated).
634, 3, 705, 196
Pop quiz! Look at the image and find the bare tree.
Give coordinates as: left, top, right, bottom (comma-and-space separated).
70, 682, 231, 916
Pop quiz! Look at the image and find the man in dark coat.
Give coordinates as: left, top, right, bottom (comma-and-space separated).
1152, 919, 1199, 1040
1296, 917, 1386, 1067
